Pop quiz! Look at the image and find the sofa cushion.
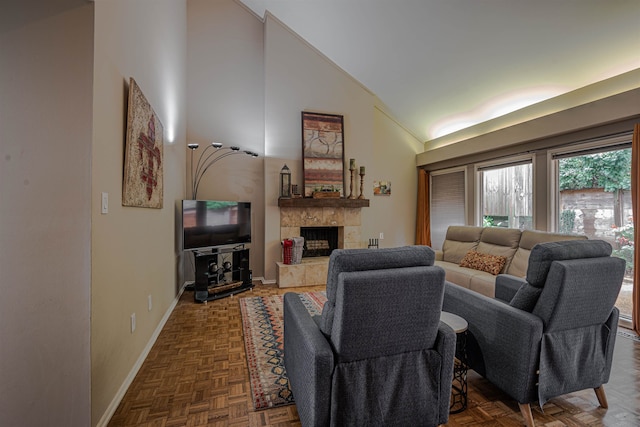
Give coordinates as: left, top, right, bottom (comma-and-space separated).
441, 226, 483, 264
468, 273, 498, 298
459, 250, 507, 275
476, 227, 521, 273
506, 230, 587, 277
480, 226, 522, 247
436, 261, 473, 289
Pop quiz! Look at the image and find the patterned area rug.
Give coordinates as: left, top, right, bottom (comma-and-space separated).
239, 291, 327, 410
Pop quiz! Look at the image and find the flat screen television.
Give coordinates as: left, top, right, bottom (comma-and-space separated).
182, 200, 251, 251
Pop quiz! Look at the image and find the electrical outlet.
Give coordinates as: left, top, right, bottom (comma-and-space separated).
379, 232, 384, 240
148, 295, 152, 312
131, 313, 136, 333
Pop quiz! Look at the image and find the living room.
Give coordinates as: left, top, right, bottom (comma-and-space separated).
1, 0, 639, 426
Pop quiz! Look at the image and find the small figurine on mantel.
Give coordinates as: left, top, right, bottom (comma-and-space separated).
291, 184, 302, 198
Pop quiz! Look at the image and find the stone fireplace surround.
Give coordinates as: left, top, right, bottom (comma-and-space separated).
277, 198, 369, 287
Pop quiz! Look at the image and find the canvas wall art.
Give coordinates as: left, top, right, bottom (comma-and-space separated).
301, 112, 345, 197
123, 77, 164, 208
373, 180, 391, 196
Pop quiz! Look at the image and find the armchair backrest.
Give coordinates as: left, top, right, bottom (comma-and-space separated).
526, 239, 613, 286
319, 246, 436, 336
509, 240, 623, 316
330, 265, 446, 362
533, 256, 625, 331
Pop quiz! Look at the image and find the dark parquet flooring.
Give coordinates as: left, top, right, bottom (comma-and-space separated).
108, 283, 640, 427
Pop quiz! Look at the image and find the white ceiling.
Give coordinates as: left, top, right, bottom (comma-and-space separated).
239, 0, 640, 142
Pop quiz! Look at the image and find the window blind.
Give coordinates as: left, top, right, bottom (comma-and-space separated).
430, 170, 465, 250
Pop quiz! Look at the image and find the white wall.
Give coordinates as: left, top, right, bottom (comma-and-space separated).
0, 4, 94, 426
91, 1, 187, 425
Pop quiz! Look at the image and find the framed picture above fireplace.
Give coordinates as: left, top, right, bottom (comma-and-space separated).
301, 111, 345, 198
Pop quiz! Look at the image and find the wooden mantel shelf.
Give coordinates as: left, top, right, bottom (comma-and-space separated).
278, 197, 370, 208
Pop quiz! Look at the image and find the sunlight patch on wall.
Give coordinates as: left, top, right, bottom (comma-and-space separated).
429, 86, 568, 140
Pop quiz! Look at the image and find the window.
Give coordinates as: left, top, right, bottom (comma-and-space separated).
430, 168, 466, 250
476, 156, 533, 229
550, 134, 633, 321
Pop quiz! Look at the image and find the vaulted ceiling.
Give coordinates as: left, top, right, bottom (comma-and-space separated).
6, 1, 638, 143
239, 0, 640, 142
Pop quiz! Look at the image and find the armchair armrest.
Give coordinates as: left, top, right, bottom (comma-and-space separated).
495, 274, 526, 303
283, 293, 334, 427
434, 321, 456, 422
443, 282, 544, 403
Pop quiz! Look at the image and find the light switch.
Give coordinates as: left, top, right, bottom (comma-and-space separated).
101, 192, 108, 214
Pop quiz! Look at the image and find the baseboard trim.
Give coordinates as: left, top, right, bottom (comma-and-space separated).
96, 284, 187, 427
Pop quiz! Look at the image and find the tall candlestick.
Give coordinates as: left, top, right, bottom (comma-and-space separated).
358, 168, 365, 199
360, 166, 365, 175
348, 168, 356, 199
349, 158, 356, 170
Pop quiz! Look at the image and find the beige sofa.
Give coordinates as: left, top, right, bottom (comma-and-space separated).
435, 225, 587, 297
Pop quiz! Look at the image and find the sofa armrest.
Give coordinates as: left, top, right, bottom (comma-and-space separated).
495, 274, 526, 303
434, 250, 443, 261
283, 293, 334, 427
442, 282, 544, 403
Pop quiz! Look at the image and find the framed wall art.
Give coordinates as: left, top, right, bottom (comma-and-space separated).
373, 180, 391, 196
301, 111, 345, 197
123, 77, 164, 208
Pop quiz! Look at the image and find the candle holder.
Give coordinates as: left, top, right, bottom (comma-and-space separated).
348, 167, 356, 199
358, 170, 365, 199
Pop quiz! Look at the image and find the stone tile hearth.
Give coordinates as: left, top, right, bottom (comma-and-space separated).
277, 206, 364, 287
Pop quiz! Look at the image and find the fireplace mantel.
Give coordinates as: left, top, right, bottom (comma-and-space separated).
278, 198, 369, 208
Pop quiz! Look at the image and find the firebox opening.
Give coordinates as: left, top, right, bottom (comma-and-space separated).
300, 227, 339, 258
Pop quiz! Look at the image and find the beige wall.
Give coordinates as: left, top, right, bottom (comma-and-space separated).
418, 70, 640, 167
418, 75, 640, 233
0, 4, 94, 426
263, 13, 423, 280
186, 0, 265, 279
370, 107, 424, 247
91, 1, 187, 425
185, 2, 423, 282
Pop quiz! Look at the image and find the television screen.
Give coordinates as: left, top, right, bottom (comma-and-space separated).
182, 200, 252, 250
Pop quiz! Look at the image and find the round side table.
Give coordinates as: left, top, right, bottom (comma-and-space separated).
440, 311, 468, 414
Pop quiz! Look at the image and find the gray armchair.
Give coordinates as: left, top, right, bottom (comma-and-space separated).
442, 239, 626, 427
283, 246, 456, 427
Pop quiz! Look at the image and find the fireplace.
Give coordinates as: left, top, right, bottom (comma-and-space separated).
300, 227, 339, 258
277, 200, 368, 287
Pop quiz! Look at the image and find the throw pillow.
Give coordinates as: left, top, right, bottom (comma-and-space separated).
459, 250, 507, 275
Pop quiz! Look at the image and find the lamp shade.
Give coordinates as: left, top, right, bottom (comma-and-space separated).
280, 164, 291, 198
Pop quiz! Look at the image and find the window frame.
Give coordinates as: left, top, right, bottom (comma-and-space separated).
474, 154, 535, 228
547, 133, 632, 232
